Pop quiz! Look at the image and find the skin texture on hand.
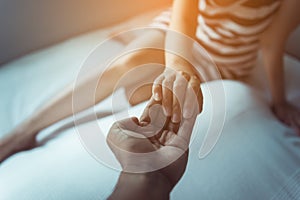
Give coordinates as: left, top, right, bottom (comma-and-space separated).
107, 82, 200, 199
259, 0, 300, 135
108, 171, 172, 200
107, 100, 197, 181
152, 69, 203, 124
272, 101, 300, 135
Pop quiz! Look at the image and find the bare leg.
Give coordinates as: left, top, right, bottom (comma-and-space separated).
0, 30, 165, 163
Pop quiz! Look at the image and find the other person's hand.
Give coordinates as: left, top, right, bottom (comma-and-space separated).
107, 100, 197, 187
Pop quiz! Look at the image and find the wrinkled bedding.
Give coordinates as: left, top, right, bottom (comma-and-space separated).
0, 11, 300, 200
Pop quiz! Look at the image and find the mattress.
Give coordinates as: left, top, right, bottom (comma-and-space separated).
0, 11, 300, 200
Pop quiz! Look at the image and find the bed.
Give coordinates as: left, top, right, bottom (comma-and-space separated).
0, 6, 300, 200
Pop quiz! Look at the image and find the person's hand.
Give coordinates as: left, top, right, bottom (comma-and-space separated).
152, 68, 203, 123
272, 101, 300, 135
107, 99, 198, 189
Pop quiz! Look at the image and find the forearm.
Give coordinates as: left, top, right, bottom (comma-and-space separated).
165, 0, 199, 75
259, 0, 300, 105
108, 172, 172, 200
261, 46, 286, 105
169, 0, 198, 39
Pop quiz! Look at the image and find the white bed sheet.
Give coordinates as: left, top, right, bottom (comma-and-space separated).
0, 16, 300, 200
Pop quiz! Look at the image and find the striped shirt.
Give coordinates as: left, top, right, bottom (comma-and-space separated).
150, 0, 281, 79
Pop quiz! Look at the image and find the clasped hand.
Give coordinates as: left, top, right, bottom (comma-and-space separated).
107, 70, 202, 188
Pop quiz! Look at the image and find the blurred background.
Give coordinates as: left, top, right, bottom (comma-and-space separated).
0, 0, 299, 65
0, 0, 171, 64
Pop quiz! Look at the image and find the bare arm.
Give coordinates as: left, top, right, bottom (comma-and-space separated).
0, 30, 166, 162
152, 0, 203, 122
108, 85, 198, 199
0, 65, 130, 162
165, 0, 199, 75
108, 172, 171, 200
260, 0, 300, 105
260, 0, 300, 132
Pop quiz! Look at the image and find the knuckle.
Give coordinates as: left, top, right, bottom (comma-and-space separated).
190, 75, 200, 83
174, 82, 185, 90
154, 76, 164, 84
153, 84, 161, 91
162, 81, 173, 89
165, 72, 176, 80
164, 79, 172, 84
178, 70, 190, 79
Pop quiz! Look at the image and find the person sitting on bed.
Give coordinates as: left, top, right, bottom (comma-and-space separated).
1, 0, 300, 162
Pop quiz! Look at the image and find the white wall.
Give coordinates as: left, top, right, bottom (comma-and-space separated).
0, 0, 171, 64
0, 0, 298, 64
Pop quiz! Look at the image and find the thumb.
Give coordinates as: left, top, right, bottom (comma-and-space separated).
138, 103, 168, 138
113, 117, 140, 132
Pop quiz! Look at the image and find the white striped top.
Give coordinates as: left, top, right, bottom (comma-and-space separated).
150, 0, 281, 79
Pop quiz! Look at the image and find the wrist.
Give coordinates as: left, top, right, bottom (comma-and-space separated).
124, 171, 173, 195
272, 98, 287, 107
109, 172, 172, 200
165, 54, 197, 76
164, 64, 198, 79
